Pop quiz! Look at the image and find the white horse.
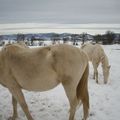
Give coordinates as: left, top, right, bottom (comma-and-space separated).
0, 43, 89, 120
81, 43, 110, 84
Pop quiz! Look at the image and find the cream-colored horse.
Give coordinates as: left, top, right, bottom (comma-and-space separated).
81, 43, 110, 84
0, 43, 89, 120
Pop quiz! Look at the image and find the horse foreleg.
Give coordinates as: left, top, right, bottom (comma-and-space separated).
9, 87, 33, 120
95, 70, 98, 83
93, 70, 95, 79
12, 96, 18, 119
8, 96, 18, 120
92, 62, 99, 83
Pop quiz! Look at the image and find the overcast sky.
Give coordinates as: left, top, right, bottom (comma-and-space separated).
0, 0, 120, 24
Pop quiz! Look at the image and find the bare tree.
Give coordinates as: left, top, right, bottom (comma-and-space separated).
103, 31, 115, 44
94, 34, 102, 43
16, 33, 25, 42
81, 32, 87, 45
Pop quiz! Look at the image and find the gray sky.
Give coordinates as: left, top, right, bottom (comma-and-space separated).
0, 0, 120, 24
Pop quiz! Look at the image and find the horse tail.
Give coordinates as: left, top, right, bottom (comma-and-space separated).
76, 63, 89, 119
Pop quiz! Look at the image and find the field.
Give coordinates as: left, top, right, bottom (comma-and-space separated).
0, 44, 120, 120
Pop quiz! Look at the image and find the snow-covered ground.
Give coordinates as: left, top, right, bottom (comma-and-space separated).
0, 44, 120, 120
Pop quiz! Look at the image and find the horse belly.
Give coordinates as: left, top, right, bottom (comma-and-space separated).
17, 73, 59, 91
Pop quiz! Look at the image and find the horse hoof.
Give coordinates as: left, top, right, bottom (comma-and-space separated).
96, 81, 99, 84
8, 117, 13, 120
104, 81, 107, 84
8, 116, 16, 120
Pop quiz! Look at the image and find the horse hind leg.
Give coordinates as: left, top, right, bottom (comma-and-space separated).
62, 80, 78, 120
77, 64, 89, 120
82, 89, 89, 120
69, 97, 78, 120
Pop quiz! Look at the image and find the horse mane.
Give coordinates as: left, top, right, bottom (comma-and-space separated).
101, 54, 109, 69
93, 44, 109, 68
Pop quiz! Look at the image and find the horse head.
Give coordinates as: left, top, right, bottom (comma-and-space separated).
103, 65, 111, 84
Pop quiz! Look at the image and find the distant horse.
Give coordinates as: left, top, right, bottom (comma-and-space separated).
81, 43, 110, 84
0, 43, 89, 120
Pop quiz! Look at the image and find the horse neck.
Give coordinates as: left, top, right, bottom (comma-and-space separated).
101, 54, 109, 70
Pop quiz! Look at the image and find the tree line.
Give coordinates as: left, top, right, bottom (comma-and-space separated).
0, 31, 120, 45
93, 31, 120, 44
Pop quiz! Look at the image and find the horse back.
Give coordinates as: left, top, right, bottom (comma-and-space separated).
81, 43, 105, 62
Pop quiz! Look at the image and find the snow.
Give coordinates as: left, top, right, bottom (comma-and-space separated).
0, 44, 120, 120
